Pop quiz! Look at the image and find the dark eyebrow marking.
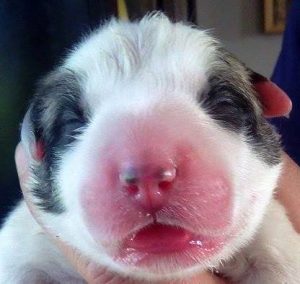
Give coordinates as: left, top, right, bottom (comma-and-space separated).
199, 49, 281, 166
28, 69, 86, 214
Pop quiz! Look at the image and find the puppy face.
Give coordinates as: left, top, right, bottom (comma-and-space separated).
22, 14, 281, 280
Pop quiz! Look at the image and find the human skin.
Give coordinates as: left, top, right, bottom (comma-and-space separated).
15, 81, 298, 284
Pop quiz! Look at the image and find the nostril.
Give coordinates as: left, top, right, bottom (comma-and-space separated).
119, 168, 138, 185
119, 168, 140, 195
157, 167, 177, 182
119, 164, 177, 212
119, 165, 177, 196
123, 184, 139, 194
157, 167, 177, 191
158, 180, 173, 191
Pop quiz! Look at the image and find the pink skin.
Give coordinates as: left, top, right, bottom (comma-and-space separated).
253, 80, 292, 118
79, 111, 233, 271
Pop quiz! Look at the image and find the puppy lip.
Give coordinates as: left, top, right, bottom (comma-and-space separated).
124, 223, 192, 254
122, 223, 225, 255
113, 223, 228, 270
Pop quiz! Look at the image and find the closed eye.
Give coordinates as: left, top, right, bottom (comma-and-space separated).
199, 79, 256, 132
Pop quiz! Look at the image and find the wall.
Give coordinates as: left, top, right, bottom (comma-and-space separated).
196, 0, 283, 77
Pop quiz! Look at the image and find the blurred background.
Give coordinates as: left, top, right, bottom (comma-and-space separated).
0, 0, 296, 222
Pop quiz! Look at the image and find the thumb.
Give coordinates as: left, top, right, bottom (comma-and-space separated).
15, 142, 30, 190
53, 240, 132, 283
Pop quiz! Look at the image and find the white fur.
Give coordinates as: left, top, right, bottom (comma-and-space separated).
0, 202, 84, 283
219, 200, 300, 284
65, 14, 215, 113
1, 14, 299, 283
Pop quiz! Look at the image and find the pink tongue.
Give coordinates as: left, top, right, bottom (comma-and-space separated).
126, 224, 192, 254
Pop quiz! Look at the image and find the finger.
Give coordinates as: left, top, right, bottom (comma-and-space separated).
15, 142, 30, 189
53, 239, 130, 283
255, 81, 292, 118
251, 72, 292, 118
15, 143, 47, 230
276, 153, 300, 233
176, 273, 227, 284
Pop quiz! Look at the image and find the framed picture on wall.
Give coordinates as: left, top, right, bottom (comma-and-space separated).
264, 0, 291, 33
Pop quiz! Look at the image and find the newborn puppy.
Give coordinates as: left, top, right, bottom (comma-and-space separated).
1, 14, 300, 283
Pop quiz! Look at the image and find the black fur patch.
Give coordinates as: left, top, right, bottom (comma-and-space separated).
199, 50, 281, 165
201, 75, 258, 133
29, 69, 86, 213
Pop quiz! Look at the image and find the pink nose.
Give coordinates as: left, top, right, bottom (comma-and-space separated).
119, 165, 177, 213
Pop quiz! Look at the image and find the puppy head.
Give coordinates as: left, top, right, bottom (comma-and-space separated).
21, 14, 281, 280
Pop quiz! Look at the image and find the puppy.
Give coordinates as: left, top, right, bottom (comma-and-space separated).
1, 14, 299, 283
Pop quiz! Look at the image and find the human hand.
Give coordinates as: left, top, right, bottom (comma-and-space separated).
252, 74, 300, 231
15, 76, 294, 284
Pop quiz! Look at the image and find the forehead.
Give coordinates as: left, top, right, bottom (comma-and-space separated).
64, 15, 218, 110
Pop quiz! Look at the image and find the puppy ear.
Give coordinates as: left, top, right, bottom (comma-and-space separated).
20, 69, 83, 165
250, 72, 292, 118
20, 107, 44, 162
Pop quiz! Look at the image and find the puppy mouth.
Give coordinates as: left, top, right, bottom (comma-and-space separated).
115, 222, 227, 268
124, 223, 194, 254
